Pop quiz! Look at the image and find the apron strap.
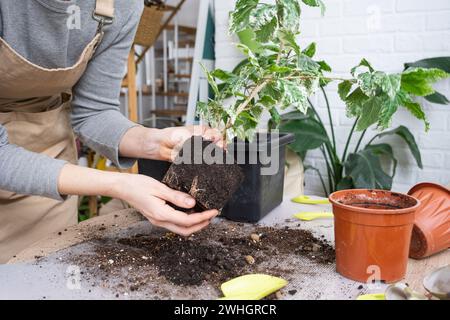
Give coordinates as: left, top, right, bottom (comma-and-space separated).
93, 0, 115, 34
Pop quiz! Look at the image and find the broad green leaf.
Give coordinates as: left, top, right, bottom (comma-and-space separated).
425, 91, 450, 105
338, 80, 353, 100
280, 109, 314, 121
345, 148, 393, 190
211, 69, 235, 81
371, 125, 423, 168
398, 91, 430, 131
345, 88, 370, 118
356, 97, 383, 131
364, 143, 398, 178
229, 0, 259, 34
258, 95, 277, 107
302, 42, 316, 58
317, 60, 332, 72
404, 56, 450, 73
237, 29, 262, 53
236, 43, 259, 67
269, 107, 281, 128
401, 67, 449, 96
279, 118, 329, 156
268, 64, 291, 73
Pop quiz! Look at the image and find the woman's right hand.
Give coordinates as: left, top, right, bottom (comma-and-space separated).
113, 173, 218, 236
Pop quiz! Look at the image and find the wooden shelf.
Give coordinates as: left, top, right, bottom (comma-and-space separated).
165, 25, 197, 35
173, 74, 191, 78
150, 108, 187, 117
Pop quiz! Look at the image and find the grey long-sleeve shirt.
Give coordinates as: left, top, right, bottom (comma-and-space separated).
0, 0, 144, 200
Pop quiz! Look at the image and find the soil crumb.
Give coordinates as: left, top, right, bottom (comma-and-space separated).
69, 222, 335, 290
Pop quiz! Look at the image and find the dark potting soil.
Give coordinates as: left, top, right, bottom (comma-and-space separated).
162, 136, 244, 211
69, 222, 335, 290
336, 190, 417, 210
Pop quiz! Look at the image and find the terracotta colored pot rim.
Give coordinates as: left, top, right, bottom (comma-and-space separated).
408, 182, 450, 196
329, 189, 421, 215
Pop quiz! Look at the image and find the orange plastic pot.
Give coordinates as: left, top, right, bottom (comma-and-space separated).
407, 183, 450, 259
329, 189, 420, 283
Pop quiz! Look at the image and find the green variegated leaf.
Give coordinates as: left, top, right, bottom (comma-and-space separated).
397, 91, 430, 131
278, 30, 300, 55
211, 69, 235, 81
356, 96, 382, 131
297, 54, 321, 73
302, 42, 316, 58
401, 67, 449, 96
236, 43, 259, 67
229, 0, 259, 34
338, 80, 353, 100
200, 63, 219, 97
351, 58, 374, 76
377, 95, 398, 130
317, 60, 332, 72
249, 4, 278, 43
277, 0, 301, 33
277, 79, 309, 113
344, 87, 370, 118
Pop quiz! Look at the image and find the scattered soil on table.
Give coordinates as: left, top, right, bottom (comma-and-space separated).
69, 222, 334, 292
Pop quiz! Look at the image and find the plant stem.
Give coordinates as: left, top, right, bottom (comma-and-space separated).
366, 134, 380, 146
223, 78, 270, 140
306, 165, 328, 196
354, 129, 367, 153
342, 117, 358, 161
320, 147, 333, 195
320, 86, 336, 150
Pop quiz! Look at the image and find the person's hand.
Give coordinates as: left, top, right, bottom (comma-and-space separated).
143, 125, 224, 162
114, 173, 218, 236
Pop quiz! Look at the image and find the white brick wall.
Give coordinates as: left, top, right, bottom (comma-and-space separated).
214, 0, 450, 195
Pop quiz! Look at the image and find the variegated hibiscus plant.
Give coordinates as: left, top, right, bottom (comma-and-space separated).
197, 0, 449, 194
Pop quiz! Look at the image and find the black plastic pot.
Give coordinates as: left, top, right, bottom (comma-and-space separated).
138, 133, 294, 223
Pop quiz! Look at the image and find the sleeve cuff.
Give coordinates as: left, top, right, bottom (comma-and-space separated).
75, 110, 139, 169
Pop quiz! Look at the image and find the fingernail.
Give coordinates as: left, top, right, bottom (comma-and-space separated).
185, 197, 195, 206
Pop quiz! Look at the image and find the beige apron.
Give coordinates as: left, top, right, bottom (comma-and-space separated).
0, 0, 115, 263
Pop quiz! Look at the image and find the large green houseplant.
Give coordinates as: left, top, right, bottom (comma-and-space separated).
197, 0, 449, 196
279, 56, 450, 195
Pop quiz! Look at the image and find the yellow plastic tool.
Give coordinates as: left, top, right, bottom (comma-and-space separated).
294, 211, 333, 221
219, 274, 288, 300
356, 293, 386, 300
291, 195, 330, 205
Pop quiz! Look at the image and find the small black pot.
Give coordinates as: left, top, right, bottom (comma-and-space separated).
138, 133, 294, 223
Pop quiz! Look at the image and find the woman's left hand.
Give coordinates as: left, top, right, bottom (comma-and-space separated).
119, 125, 224, 162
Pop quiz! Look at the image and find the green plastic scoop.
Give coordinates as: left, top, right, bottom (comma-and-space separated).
219, 274, 288, 300
291, 195, 330, 205
294, 211, 334, 221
